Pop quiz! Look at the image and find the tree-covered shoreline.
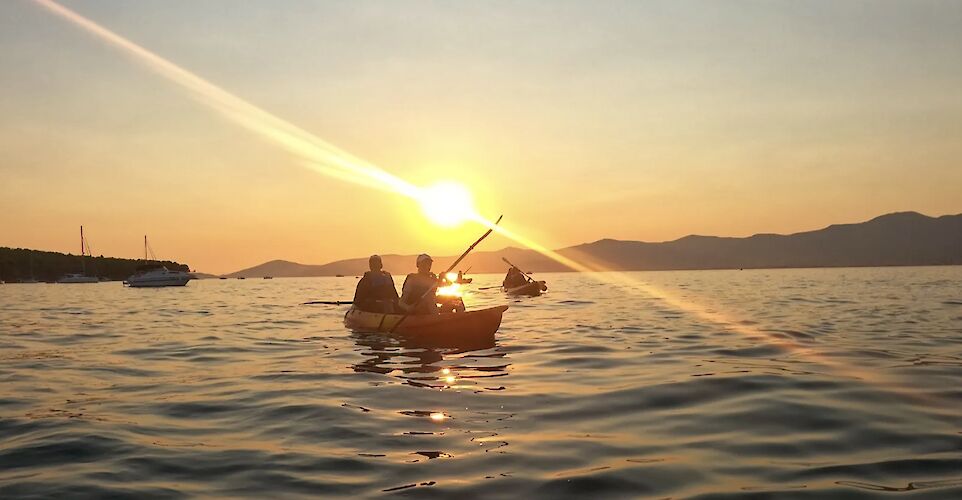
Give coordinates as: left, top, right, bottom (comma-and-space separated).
0, 247, 190, 282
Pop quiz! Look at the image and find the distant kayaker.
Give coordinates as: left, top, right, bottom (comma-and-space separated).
352, 255, 400, 313
503, 266, 528, 289
399, 254, 439, 315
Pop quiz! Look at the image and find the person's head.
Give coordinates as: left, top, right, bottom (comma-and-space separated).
416, 254, 433, 273
369, 255, 382, 272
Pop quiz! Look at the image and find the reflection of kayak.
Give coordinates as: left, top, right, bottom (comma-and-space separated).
505, 281, 547, 296
344, 305, 508, 346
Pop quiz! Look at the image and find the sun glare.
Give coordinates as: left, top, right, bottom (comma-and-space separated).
436, 282, 462, 297
418, 181, 477, 228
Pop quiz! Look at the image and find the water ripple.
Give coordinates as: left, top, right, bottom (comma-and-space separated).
2, 268, 962, 497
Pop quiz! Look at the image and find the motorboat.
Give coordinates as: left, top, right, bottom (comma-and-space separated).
123, 236, 192, 287
124, 264, 192, 287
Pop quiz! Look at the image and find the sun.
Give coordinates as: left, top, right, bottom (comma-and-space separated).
418, 181, 477, 227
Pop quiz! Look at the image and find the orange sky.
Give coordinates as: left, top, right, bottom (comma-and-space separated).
2, 1, 961, 274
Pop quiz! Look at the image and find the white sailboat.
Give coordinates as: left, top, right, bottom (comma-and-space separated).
124, 236, 192, 288
57, 226, 99, 284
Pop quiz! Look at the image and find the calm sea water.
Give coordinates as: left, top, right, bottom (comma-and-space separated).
1, 267, 961, 499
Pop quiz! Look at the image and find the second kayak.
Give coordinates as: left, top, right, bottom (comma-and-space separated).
505, 281, 547, 296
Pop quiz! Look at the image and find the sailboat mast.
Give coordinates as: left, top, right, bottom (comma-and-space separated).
145, 235, 148, 260
80, 225, 86, 274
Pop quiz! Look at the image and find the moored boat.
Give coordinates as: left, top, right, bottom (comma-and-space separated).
58, 273, 99, 284
124, 236, 192, 287
57, 226, 98, 284
344, 305, 508, 347
505, 280, 547, 296
124, 264, 192, 287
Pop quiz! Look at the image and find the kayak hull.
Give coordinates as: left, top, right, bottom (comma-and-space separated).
505, 281, 547, 296
344, 305, 508, 348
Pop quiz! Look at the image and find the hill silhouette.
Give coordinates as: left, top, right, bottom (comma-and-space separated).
226, 211, 962, 277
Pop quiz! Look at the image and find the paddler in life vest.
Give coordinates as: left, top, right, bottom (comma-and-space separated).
352, 255, 400, 313
502, 266, 529, 289
399, 254, 440, 315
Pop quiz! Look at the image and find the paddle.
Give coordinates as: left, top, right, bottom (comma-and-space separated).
390, 215, 503, 333
303, 300, 353, 305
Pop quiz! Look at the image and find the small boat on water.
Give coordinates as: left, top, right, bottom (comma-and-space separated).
500, 259, 546, 297
505, 280, 547, 296
125, 264, 192, 287
442, 271, 473, 285
58, 273, 99, 284
57, 226, 98, 284
344, 305, 508, 347
124, 236, 192, 287
264, 276, 273, 279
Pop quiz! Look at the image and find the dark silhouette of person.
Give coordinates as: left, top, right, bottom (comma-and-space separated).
353, 255, 399, 313
502, 266, 528, 289
399, 254, 439, 315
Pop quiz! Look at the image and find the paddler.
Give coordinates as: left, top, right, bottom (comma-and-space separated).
502, 266, 528, 289
352, 255, 400, 313
399, 254, 440, 315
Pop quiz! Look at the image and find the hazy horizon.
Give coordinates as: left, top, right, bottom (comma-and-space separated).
3, 0, 962, 274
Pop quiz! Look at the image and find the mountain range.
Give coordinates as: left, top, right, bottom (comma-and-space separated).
225, 211, 962, 278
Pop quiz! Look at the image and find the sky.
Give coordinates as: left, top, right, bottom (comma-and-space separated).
1, 0, 961, 274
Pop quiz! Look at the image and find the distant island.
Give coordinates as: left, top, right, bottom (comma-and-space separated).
226, 211, 962, 278
0, 247, 190, 283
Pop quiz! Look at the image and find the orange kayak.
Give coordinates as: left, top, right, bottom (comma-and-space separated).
343, 305, 508, 346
